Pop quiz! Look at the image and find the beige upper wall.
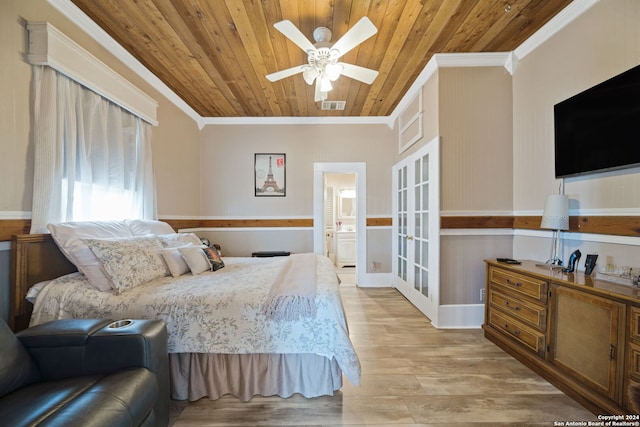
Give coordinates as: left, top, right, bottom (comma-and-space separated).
1, 1, 36, 213
153, 102, 201, 217
513, 0, 640, 213
5, 0, 636, 221
394, 66, 513, 213
0, 0, 201, 217
439, 67, 513, 213
199, 124, 396, 218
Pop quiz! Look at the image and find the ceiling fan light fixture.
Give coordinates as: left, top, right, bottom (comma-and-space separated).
325, 63, 343, 81
319, 76, 333, 92
267, 17, 379, 99
313, 27, 332, 43
302, 67, 318, 85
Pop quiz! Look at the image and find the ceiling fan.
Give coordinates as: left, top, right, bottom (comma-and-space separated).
265, 17, 379, 102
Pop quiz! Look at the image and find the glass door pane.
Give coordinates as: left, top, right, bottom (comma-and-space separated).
412, 153, 430, 298
396, 165, 408, 282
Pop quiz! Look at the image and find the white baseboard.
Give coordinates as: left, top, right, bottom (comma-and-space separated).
432, 304, 485, 329
357, 272, 394, 287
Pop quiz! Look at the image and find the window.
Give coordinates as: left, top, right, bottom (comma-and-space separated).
30, 66, 156, 233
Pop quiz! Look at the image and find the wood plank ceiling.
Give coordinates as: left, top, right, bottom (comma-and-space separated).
70, 0, 573, 118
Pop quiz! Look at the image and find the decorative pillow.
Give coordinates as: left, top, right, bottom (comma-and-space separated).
48, 220, 133, 265
160, 246, 192, 277
71, 247, 115, 291
83, 235, 166, 294
157, 233, 202, 248
126, 219, 175, 236
48, 220, 133, 290
178, 246, 212, 275
203, 246, 225, 271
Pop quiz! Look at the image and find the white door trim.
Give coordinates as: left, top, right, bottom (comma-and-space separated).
313, 163, 367, 286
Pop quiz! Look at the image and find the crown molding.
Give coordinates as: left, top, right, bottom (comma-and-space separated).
201, 116, 390, 126
50, 0, 599, 129
47, 0, 204, 129
387, 52, 512, 128
513, 0, 600, 61
433, 52, 512, 68
388, 0, 599, 128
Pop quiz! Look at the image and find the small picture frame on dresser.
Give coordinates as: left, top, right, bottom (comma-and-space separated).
584, 254, 598, 275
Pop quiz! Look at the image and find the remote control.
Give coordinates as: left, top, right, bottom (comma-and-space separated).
497, 258, 521, 264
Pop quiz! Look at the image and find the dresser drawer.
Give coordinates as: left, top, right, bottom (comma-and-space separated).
489, 310, 546, 357
628, 341, 640, 381
624, 376, 640, 413
629, 306, 640, 342
490, 289, 547, 332
490, 267, 548, 303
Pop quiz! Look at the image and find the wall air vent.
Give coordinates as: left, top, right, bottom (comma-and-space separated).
321, 101, 346, 111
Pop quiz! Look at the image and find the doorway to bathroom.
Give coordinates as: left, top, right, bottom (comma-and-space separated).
313, 162, 366, 287
324, 173, 357, 284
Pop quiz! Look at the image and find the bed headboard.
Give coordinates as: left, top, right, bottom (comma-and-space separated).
10, 234, 77, 331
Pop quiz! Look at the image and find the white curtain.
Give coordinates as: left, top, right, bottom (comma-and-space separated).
30, 66, 157, 233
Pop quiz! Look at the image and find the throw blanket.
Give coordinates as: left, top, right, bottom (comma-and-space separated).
262, 253, 317, 321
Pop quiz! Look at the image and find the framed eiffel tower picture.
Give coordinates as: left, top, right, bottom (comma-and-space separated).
254, 153, 286, 197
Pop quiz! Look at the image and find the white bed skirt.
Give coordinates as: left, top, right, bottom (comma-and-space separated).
169, 353, 343, 401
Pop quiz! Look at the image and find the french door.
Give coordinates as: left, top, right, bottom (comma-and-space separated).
392, 137, 440, 324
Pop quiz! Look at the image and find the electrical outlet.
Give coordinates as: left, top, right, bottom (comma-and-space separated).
480, 289, 486, 302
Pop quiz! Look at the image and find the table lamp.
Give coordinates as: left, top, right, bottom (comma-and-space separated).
540, 194, 569, 266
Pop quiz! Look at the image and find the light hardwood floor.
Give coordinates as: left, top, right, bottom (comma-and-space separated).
171, 285, 597, 426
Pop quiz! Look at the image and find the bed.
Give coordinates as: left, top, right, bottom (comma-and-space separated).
9, 220, 360, 402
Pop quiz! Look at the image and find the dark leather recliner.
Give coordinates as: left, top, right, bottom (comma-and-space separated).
0, 318, 169, 427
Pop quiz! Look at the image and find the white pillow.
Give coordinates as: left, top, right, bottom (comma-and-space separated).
160, 246, 192, 277
48, 220, 133, 264
178, 246, 212, 275
26, 280, 52, 303
83, 235, 166, 294
126, 219, 175, 236
157, 233, 202, 248
71, 247, 115, 291
48, 221, 133, 290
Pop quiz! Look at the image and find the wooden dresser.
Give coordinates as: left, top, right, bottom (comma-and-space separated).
484, 259, 640, 415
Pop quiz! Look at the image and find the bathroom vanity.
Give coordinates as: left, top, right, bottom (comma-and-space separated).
335, 231, 356, 267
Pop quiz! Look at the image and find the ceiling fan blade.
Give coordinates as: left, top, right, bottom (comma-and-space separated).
339, 63, 379, 84
273, 20, 317, 53
330, 17, 377, 57
265, 65, 307, 82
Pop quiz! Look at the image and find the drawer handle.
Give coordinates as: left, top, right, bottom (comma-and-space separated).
504, 300, 521, 311
609, 344, 616, 360
505, 278, 522, 287
503, 322, 520, 336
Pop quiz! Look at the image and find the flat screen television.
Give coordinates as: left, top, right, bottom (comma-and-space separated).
554, 64, 640, 178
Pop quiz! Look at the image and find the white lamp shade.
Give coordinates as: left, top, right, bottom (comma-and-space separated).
302, 68, 318, 85
540, 194, 569, 230
319, 76, 333, 92
325, 63, 343, 81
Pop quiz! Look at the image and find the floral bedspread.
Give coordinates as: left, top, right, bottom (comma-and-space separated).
30, 255, 360, 385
